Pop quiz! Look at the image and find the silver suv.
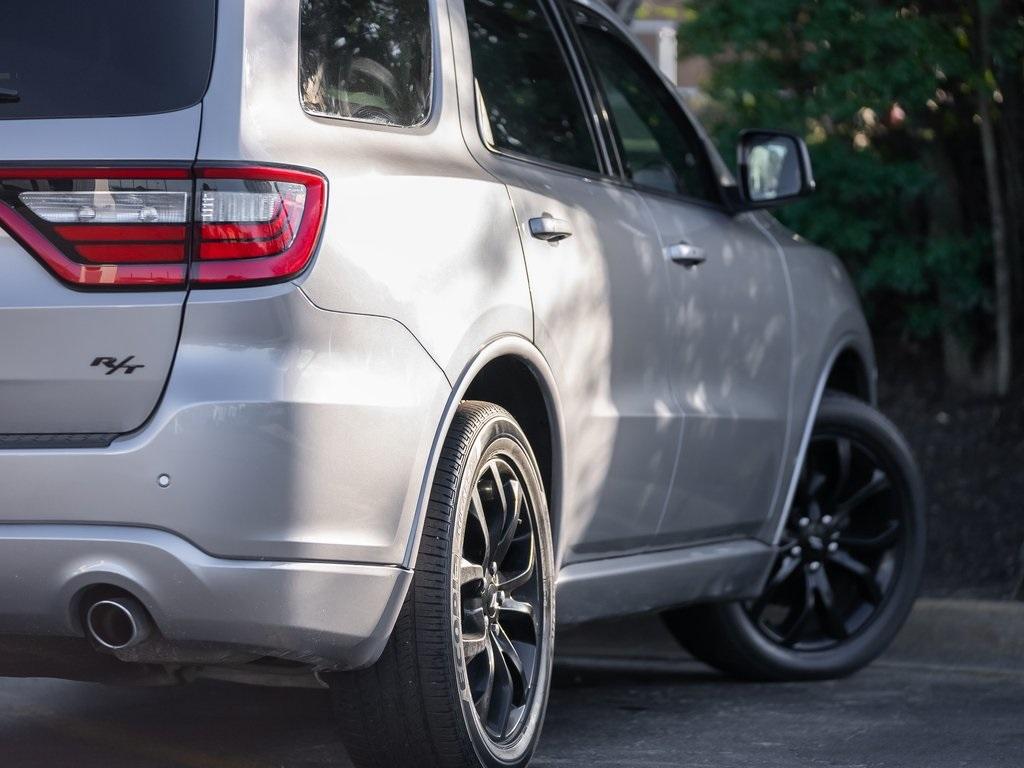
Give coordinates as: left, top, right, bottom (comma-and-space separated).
0, 1, 925, 767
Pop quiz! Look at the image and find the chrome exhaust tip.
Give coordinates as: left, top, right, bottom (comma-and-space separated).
85, 596, 152, 651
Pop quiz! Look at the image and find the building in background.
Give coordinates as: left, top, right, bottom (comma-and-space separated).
626, 0, 708, 99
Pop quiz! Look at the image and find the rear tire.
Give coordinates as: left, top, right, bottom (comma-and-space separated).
664, 394, 925, 681
329, 401, 555, 768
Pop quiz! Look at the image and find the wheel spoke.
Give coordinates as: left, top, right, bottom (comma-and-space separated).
777, 534, 799, 551
836, 470, 891, 524
807, 471, 828, 500
495, 626, 528, 702
498, 539, 535, 593
811, 567, 848, 640
487, 636, 515, 737
495, 518, 536, 593
780, 575, 816, 645
473, 639, 496, 723
481, 461, 511, 555
488, 461, 508, 517
828, 550, 884, 604
750, 554, 801, 619
491, 478, 523, 566
839, 520, 900, 551
469, 488, 492, 563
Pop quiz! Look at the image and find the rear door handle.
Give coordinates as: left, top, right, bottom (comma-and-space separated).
665, 241, 707, 269
529, 216, 573, 243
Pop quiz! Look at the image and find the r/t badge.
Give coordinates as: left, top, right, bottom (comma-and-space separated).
91, 356, 145, 375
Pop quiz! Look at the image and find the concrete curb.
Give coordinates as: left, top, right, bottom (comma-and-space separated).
886, 598, 1024, 671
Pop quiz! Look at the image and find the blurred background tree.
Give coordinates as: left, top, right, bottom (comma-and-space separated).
670, 0, 1024, 395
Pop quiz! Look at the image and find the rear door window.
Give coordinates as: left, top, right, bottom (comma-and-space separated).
299, 0, 433, 127
465, 0, 601, 174
0, 0, 216, 120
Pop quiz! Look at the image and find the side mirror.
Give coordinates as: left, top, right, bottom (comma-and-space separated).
737, 130, 815, 208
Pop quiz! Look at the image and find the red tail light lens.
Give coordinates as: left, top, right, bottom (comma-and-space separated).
0, 168, 191, 287
0, 164, 326, 289
192, 166, 326, 286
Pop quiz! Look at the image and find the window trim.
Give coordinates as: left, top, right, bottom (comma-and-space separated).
553, 0, 628, 179
560, 0, 729, 211
296, 0, 438, 130
541, 0, 619, 176
465, 0, 616, 179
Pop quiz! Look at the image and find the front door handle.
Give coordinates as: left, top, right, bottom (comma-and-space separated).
665, 241, 707, 269
529, 216, 573, 243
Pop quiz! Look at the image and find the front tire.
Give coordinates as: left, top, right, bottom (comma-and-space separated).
664, 394, 926, 681
330, 401, 555, 768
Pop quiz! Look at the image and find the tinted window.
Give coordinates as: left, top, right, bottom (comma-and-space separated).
0, 1, 216, 120
574, 9, 718, 201
300, 0, 432, 127
466, 0, 600, 173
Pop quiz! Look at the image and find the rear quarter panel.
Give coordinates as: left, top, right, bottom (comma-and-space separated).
197, 0, 532, 382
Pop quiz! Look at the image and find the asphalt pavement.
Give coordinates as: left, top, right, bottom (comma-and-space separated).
1, 601, 1021, 767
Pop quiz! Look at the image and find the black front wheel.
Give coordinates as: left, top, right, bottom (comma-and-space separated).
664, 394, 926, 681
330, 401, 555, 768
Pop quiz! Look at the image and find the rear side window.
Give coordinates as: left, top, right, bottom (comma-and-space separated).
299, 0, 433, 127
0, 1, 216, 120
465, 0, 600, 173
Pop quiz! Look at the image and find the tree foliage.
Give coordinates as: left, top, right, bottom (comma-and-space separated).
681, 0, 1024, 387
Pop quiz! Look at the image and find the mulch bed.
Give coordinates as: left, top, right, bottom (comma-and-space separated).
876, 344, 1024, 600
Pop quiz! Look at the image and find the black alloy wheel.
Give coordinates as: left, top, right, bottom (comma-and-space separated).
663, 394, 925, 681
747, 430, 905, 649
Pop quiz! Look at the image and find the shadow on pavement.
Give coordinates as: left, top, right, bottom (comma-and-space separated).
3, 602, 1024, 768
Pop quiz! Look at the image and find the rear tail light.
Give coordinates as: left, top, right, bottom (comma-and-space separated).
0, 168, 191, 287
0, 165, 326, 289
193, 166, 325, 286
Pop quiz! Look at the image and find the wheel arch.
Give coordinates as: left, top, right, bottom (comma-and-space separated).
763, 334, 878, 546
403, 335, 566, 571
824, 345, 876, 404
463, 357, 555, 510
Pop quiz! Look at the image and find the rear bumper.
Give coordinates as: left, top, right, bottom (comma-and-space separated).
0, 284, 451, 566
0, 524, 410, 668
0, 284, 450, 668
